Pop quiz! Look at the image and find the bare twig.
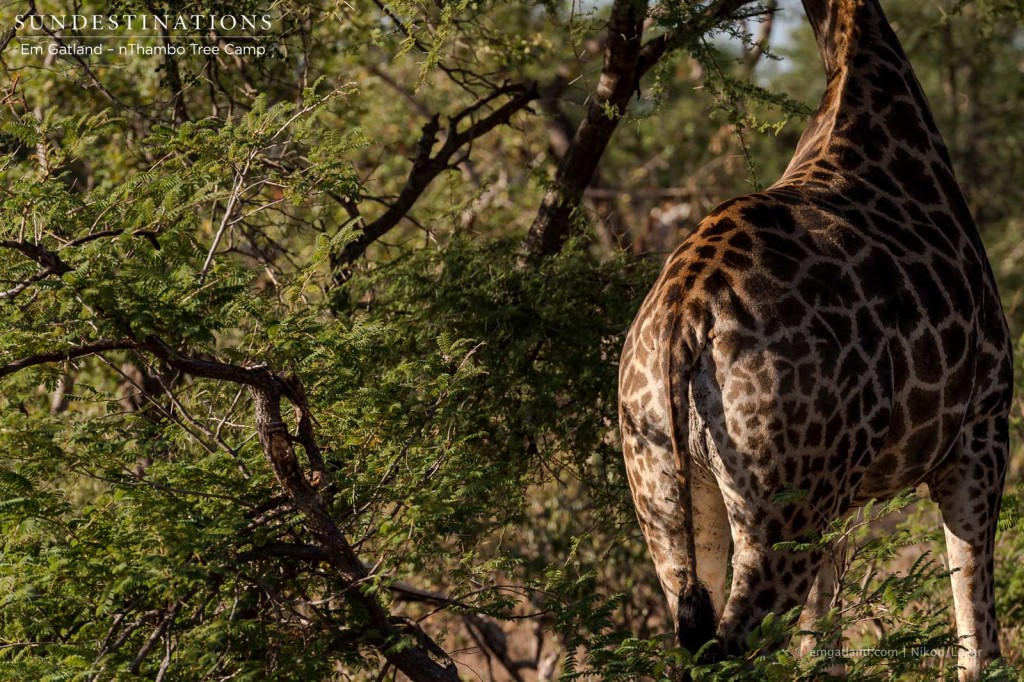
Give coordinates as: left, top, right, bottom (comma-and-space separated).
200, 159, 252, 282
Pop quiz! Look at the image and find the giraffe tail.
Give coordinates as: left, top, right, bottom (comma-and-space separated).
665, 317, 718, 657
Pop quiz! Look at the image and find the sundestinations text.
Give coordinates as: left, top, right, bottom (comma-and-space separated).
15, 14, 273, 32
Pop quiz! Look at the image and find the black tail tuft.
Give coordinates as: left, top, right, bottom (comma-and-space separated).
677, 582, 719, 659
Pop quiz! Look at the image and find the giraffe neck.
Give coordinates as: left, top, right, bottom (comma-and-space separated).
781, 0, 955, 181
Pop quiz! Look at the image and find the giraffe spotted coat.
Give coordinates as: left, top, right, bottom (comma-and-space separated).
618, 0, 1013, 678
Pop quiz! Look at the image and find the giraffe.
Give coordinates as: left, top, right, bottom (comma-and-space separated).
617, 0, 1013, 679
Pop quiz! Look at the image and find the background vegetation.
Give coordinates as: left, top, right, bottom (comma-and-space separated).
0, 0, 1021, 679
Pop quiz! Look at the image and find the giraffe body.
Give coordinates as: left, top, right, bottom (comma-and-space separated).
618, 1, 1012, 678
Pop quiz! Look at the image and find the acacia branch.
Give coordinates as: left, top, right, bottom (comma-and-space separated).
521, 0, 760, 259
330, 82, 539, 276
132, 340, 459, 680
117, 339, 461, 680
0, 340, 137, 379
635, 0, 765, 79
540, 76, 631, 252
1, 328, 474, 680
130, 599, 184, 674
520, 0, 646, 259
1, 265, 63, 299
0, 239, 72, 274
248, 380, 460, 682
142, 337, 278, 390
238, 541, 538, 681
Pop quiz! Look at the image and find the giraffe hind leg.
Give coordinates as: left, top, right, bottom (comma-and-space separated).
799, 558, 837, 657
930, 415, 1007, 681
621, 424, 730, 650
717, 528, 825, 657
673, 471, 731, 656
799, 553, 849, 676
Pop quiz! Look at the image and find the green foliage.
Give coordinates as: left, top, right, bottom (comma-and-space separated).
0, 0, 1022, 679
